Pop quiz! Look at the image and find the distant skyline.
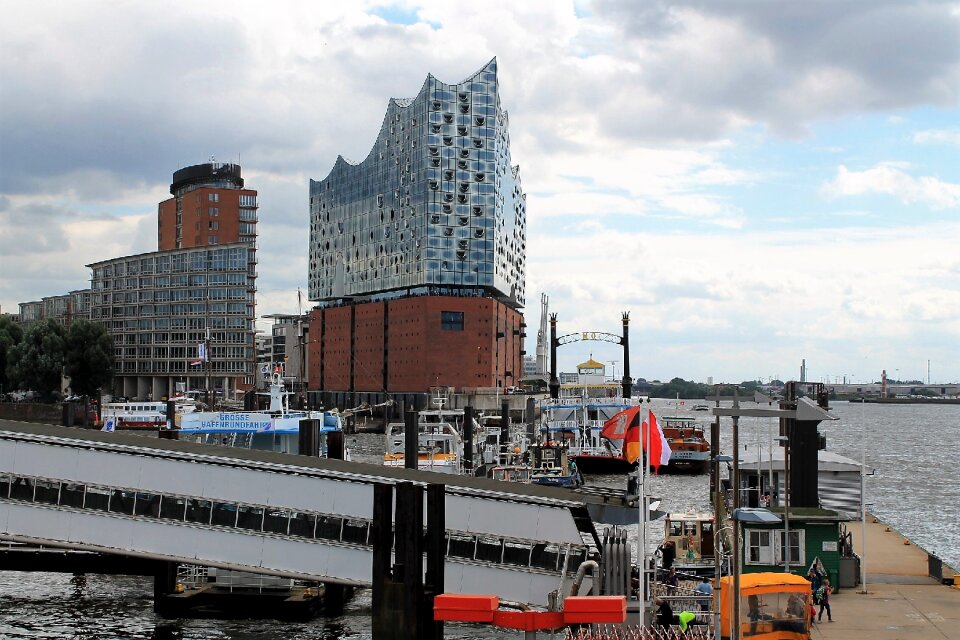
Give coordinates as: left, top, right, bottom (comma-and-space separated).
1, 1, 958, 382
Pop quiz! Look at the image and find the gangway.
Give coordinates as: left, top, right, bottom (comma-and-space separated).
0, 420, 631, 607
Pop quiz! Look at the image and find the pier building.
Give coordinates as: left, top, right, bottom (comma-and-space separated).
307, 59, 526, 403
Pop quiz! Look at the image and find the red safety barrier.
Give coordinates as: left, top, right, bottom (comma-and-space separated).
433, 594, 499, 623
493, 609, 566, 631
562, 596, 627, 624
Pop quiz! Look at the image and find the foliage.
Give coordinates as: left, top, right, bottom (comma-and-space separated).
64, 319, 115, 397
6, 319, 66, 400
0, 316, 24, 393
647, 377, 759, 399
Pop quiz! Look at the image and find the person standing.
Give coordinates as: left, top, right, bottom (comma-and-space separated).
658, 540, 676, 570
656, 597, 675, 627
817, 578, 834, 622
694, 576, 713, 611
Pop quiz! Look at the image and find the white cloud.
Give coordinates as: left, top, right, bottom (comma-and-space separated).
912, 128, 960, 146
821, 164, 960, 210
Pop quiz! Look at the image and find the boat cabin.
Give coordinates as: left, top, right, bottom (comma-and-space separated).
664, 512, 716, 565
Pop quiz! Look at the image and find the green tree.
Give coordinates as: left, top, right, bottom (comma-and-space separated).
0, 316, 24, 394
64, 319, 114, 396
6, 319, 66, 400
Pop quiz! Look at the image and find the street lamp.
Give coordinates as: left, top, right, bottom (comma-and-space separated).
776, 435, 790, 572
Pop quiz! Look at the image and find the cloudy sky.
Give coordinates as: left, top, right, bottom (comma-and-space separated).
2, 0, 958, 384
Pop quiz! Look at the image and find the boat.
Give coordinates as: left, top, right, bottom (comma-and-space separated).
485, 442, 584, 488
100, 398, 197, 430
177, 372, 346, 458
538, 357, 640, 474
692, 403, 710, 412
661, 512, 721, 577
658, 416, 711, 474
383, 420, 463, 473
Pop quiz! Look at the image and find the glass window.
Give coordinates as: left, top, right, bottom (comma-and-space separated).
34, 479, 59, 505
9, 477, 34, 501
503, 541, 531, 567
341, 519, 369, 545
236, 505, 264, 531
133, 493, 160, 517
530, 543, 560, 571
0, 474, 10, 499
778, 530, 804, 565
110, 490, 136, 516
264, 509, 290, 535
316, 515, 343, 541
211, 502, 237, 527
747, 530, 773, 564
84, 486, 111, 511
447, 534, 475, 560
475, 537, 502, 563
289, 512, 317, 538
440, 311, 464, 331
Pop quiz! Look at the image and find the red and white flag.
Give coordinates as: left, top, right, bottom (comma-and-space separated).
643, 410, 673, 474
601, 406, 641, 441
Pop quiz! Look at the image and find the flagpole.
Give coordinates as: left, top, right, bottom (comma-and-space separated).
643, 405, 651, 621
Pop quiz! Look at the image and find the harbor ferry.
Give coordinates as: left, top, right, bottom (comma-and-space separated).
100, 398, 197, 430
538, 357, 641, 473
659, 416, 711, 474
178, 372, 345, 457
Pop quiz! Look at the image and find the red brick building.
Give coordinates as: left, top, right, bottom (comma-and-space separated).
158, 162, 257, 250
308, 296, 524, 396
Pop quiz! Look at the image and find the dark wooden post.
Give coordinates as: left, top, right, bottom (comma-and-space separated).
463, 406, 474, 475
424, 484, 445, 640
404, 409, 418, 470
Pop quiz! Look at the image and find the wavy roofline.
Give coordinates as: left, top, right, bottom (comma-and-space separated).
316, 58, 498, 179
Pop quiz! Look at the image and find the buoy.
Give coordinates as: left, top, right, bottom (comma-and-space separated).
903, 540, 910, 545
885, 527, 891, 532
173, 582, 185, 594
872, 518, 879, 524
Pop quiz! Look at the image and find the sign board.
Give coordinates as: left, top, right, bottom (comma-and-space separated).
822, 541, 838, 552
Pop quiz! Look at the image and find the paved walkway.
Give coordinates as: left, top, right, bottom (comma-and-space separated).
812, 514, 960, 639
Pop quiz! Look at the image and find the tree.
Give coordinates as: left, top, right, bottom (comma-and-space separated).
64, 319, 114, 397
6, 319, 66, 400
0, 316, 24, 393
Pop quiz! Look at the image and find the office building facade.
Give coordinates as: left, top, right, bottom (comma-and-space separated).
307, 59, 526, 399
88, 244, 257, 401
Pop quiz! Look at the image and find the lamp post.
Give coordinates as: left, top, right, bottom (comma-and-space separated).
775, 435, 790, 572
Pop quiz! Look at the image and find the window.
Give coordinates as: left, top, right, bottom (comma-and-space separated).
440, 311, 464, 331
746, 529, 805, 565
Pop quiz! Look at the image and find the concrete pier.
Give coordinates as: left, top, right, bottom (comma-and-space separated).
813, 514, 959, 639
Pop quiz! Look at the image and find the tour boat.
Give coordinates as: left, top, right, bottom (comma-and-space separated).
661, 512, 722, 576
100, 398, 197, 430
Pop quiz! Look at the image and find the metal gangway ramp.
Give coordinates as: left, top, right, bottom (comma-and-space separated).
0, 421, 609, 607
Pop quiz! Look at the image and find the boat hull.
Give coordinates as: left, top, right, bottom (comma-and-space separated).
572, 454, 636, 474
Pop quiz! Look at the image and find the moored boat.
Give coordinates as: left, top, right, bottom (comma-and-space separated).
538, 357, 640, 474
661, 512, 720, 577
659, 416, 711, 474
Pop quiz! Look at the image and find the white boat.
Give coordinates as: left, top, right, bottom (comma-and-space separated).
100, 398, 197, 430
178, 372, 346, 458
539, 357, 640, 473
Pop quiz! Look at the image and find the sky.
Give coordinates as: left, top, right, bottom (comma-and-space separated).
1, 0, 958, 385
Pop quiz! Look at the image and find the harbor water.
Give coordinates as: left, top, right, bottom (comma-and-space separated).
1, 399, 957, 638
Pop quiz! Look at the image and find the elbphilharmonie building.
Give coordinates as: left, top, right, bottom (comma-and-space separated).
309, 58, 525, 305
307, 59, 527, 400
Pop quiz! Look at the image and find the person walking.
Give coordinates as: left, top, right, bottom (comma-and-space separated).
817, 578, 834, 622
694, 576, 713, 611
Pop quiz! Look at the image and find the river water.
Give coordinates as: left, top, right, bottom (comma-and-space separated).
1, 399, 957, 638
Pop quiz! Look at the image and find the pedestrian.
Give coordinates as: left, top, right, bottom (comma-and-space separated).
694, 576, 713, 611
666, 567, 679, 591
816, 578, 833, 622
658, 540, 676, 570
655, 597, 675, 627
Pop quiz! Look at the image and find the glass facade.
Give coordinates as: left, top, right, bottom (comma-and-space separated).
88, 244, 257, 389
308, 58, 526, 306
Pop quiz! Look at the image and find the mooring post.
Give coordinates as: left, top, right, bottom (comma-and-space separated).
500, 399, 510, 457
371, 483, 394, 638
153, 560, 179, 616
424, 484, 445, 640
404, 408, 418, 470
463, 406, 474, 475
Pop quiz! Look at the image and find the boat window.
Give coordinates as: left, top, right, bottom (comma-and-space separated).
59, 483, 85, 508
84, 485, 111, 512
289, 512, 317, 538
237, 505, 264, 531
447, 534, 475, 560
668, 521, 683, 537
530, 543, 560, 571
185, 499, 212, 524
211, 501, 238, 527
133, 492, 161, 517
502, 541, 532, 567
316, 515, 343, 541
264, 509, 290, 534
342, 519, 369, 545
160, 496, 187, 521
475, 537, 503, 563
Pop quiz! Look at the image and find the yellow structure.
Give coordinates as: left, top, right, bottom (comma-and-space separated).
719, 573, 812, 639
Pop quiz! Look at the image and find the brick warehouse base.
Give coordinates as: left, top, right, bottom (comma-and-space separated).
308, 295, 524, 394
